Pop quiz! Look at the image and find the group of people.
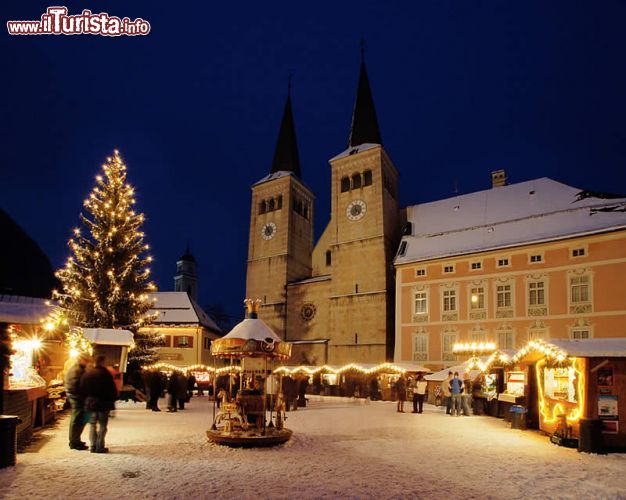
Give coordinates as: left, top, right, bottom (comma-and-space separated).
440, 371, 473, 416
393, 371, 477, 416
64, 354, 118, 453
394, 374, 427, 413
141, 369, 196, 412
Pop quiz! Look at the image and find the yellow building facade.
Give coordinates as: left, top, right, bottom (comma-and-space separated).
394, 175, 626, 370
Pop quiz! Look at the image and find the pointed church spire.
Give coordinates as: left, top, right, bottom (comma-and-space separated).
271, 77, 301, 177
348, 40, 383, 148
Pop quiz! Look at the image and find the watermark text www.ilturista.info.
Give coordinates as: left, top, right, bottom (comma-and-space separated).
7, 6, 150, 36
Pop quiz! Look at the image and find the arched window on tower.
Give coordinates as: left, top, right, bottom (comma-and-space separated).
303, 204, 309, 219
341, 176, 350, 193
268, 198, 276, 211
277, 195, 283, 209
363, 170, 373, 186
296, 200, 303, 215
326, 250, 331, 266
259, 200, 267, 214
352, 173, 362, 189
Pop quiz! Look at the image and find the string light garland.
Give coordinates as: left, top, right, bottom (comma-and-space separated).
273, 362, 411, 376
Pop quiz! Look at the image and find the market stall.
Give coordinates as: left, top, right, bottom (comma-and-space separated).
511, 338, 626, 451
207, 299, 292, 447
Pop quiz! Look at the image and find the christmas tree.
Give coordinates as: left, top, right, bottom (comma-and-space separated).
54, 150, 162, 366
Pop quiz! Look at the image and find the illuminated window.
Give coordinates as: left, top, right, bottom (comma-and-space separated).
496, 285, 512, 308
412, 333, 428, 361
528, 281, 545, 306
470, 287, 485, 310
414, 291, 427, 315
570, 275, 590, 303
443, 290, 456, 312
175, 336, 193, 348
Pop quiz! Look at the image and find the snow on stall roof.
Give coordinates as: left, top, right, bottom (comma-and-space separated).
146, 292, 221, 333
330, 143, 380, 162
395, 178, 626, 265
223, 318, 282, 343
82, 328, 133, 346
549, 338, 626, 357
425, 362, 482, 382
0, 295, 53, 324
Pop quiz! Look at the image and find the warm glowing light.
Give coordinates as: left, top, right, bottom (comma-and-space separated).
471, 294, 478, 304
536, 357, 585, 424
452, 342, 496, 354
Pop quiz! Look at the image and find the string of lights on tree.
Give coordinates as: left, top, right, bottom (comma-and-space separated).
49, 150, 162, 366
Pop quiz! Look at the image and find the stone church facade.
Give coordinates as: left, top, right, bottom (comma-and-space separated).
246, 58, 403, 365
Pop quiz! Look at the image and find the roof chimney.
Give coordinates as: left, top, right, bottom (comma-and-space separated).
491, 169, 507, 188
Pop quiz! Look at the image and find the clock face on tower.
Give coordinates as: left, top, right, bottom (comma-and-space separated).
261, 222, 277, 240
346, 199, 367, 221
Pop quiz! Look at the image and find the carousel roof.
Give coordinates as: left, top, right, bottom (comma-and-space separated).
222, 318, 282, 343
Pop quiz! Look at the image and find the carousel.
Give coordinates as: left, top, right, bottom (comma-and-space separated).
206, 299, 293, 447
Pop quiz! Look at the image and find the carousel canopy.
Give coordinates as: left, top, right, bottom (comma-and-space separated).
211, 318, 291, 359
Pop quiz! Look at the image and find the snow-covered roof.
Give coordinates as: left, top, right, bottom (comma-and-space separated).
549, 338, 626, 358
395, 178, 626, 265
425, 363, 481, 382
253, 170, 293, 186
0, 295, 53, 325
146, 292, 221, 333
222, 318, 281, 343
330, 143, 380, 162
82, 328, 134, 346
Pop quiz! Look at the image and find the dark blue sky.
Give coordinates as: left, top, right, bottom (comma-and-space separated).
2, 1, 626, 318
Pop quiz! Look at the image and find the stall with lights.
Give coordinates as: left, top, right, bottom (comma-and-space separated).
511, 338, 626, 451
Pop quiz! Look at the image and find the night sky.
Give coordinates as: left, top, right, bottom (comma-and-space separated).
2, 1, 626, 319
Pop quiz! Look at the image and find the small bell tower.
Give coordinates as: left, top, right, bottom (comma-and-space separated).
174, 245, 198, 301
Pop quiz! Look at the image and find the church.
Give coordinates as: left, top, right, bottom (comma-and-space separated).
245, 55, 403, 365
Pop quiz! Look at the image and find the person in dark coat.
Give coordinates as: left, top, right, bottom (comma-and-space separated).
187, 373, 196, 400
176, 372, 189, 410
282, 375, 296, 412
143, 369, 163, 411
80, 355, 117, 453
64, 353, 91, 450
396, 376, 407, 413
167, 371, 180, 412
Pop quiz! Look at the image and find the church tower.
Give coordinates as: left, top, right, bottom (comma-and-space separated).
246, 86, 314, 338
174, 246, 198, 301
327, 51, 402, 362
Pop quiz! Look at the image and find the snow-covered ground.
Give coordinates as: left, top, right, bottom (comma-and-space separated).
1, 396, 625, 499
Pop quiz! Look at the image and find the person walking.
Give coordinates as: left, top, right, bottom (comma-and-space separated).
414, 374, 428, 414
143, 369, 163, 411
80, 355, 117, 453
462, 374, 472, 416
64, 353, 90, 450
449, 371, 464, 416
408, 377, 418, 413
396, 375, 407, 413
441, 371, 453, 415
